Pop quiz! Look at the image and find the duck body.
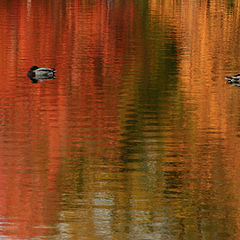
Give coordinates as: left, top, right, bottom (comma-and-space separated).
226, 74, 240, 84
27, 66, 56, 82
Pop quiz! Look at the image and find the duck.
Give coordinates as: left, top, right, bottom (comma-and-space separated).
225, 74, 240, 84
27, 66, 56, 82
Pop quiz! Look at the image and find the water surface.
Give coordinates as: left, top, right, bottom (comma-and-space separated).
0, 0, 240, 239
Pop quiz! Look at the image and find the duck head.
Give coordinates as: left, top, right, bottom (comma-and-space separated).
30, 66, 39, 71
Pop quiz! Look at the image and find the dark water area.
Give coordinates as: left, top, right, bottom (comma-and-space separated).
1, 0, 240, 239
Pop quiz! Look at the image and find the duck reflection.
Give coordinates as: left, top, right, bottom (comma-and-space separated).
227, 82, 240, 87
27, 66, 56, 83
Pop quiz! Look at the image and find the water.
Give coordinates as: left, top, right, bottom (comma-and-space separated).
0, 0, 240, 239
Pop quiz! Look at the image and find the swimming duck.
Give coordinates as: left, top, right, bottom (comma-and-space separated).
27, 66, 56, 82
225, 74, 240, 84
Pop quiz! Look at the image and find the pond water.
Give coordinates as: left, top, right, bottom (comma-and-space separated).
1, 0, 240, 239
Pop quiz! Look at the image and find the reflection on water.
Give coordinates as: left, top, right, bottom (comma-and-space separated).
0, 0, 240, 239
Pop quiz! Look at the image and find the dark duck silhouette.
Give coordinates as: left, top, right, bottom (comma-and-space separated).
27, 66, 56, 83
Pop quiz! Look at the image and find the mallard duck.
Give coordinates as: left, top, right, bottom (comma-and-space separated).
27, 66, 56, 82
225, 74, 240, 83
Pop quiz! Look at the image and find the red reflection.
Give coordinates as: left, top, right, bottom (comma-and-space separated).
0, 0, 135, 239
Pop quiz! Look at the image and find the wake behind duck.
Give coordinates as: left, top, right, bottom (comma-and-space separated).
27, 66, 56, 83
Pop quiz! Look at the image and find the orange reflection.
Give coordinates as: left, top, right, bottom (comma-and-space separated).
2, 0, 240, 239
150, 0, 240, 237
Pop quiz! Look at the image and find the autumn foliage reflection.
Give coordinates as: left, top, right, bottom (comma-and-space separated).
1, 0, 240, 239
150, 0, 240, 237
0, 0, 134, 239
